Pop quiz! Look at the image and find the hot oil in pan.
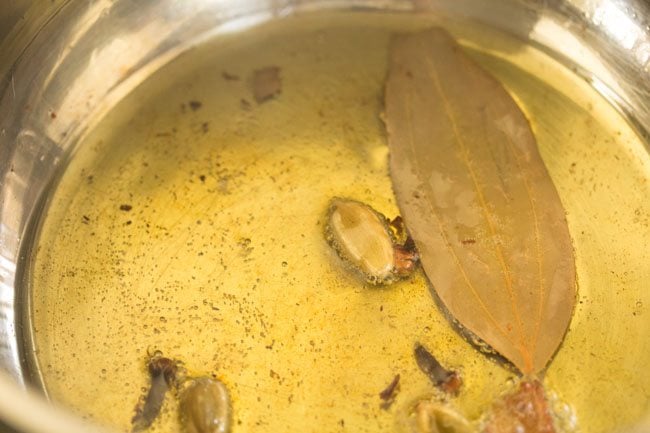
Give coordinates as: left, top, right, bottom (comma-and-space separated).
26, 12, 650, 433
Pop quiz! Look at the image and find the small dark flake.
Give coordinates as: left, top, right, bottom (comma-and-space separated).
189, 100, 202, 111
414, 343, 462, 395
199, 175, 206, 183
120, 204, 133, 211
252, 66, 282, 103
222, 71, 240, 81
379, 374, 400, 408
240, 98, 252, 110
201, 122, 209, 133
461, 239, 476, 245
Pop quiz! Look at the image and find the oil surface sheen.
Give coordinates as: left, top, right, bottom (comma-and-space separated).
29, 14, 650, 433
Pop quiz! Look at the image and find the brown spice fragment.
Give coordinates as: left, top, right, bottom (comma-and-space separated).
252, 66, 282, 103
379, 374, 400, 409
120, 204, 133, 211
189, 100, 202, 111
393, 238, 419, 277
414, 343, 462, 395
482, 380, 556, 433
389, 216, 406, 239
240, 98, 252, 110
222, 71, 240, 81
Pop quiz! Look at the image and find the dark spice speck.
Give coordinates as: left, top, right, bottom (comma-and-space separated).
379, 374, 400, 408
414, 343, 462, 395
222, 71, 240, 81
240, 99, 252, 111
120, 204, 133, 211
252, 66, 282, 103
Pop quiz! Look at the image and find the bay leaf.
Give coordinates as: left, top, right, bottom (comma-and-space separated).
385, 28, 576, 375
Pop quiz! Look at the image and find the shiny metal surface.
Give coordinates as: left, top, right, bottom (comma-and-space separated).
0, 0, 649, 432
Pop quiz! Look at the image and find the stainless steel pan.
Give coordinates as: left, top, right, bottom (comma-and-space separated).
1, 1, 649, 432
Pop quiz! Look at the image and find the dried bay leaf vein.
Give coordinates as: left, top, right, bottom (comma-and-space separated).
401, 79, 516, 351
501, 132, 545, 354
461, 57, 547, 354
424, 54, 530, 367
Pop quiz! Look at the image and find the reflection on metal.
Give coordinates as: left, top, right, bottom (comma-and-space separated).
592, 0, 650, 70
593, 1, 642, 50
0, 250, 22, 384
563, 0, 650, 138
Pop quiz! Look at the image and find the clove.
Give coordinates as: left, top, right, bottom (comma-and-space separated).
132, 352, 178, 432
414, 343, 462, 395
